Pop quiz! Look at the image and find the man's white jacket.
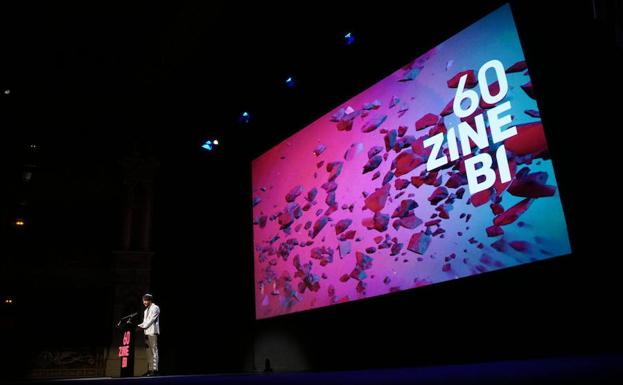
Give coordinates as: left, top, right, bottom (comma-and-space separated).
138, 304, 160, 336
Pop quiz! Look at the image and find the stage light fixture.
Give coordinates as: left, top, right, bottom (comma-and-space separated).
344, 32, 355, 45
15, 219, 25, 227
285, 76, 295, 88
239, 111, 250, 124
202, 139, 219, 151
202, 140, 213, 151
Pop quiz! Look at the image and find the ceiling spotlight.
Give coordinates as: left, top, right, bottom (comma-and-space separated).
202, 139, 219, 151
202, 140, 214, 151
239, 111, 250, 124
344, 32, 355, 45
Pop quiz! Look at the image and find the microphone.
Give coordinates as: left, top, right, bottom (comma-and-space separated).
121, 312, 138, 320
116, 312, 138, 327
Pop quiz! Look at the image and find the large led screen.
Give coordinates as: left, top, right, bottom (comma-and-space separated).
252, 4, 570, 319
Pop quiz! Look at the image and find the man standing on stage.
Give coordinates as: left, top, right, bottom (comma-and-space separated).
138, 293, 160, 376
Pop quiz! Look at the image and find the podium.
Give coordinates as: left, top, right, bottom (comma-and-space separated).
116, 313, 137, 377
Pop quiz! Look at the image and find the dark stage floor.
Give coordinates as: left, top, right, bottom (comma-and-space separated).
26, 354, 623, 385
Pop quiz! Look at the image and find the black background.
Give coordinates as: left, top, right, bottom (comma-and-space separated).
1, 0, 622, 378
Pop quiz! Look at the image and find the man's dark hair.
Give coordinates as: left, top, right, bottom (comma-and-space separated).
143, 294, 154, 301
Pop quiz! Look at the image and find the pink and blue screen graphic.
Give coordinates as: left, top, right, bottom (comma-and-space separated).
252, 4, 570, 319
